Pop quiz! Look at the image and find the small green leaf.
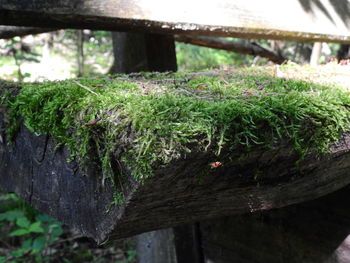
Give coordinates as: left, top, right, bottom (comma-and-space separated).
50, 224, 63, 238
16, 217, 31, 228
10, 228, 29, 236
28, 222, 44, 233
0, 210, 25, 221
32, 236, 46, 253
35, 214, 52, 223
0, 193, 19, 201
21, 239, 33, 250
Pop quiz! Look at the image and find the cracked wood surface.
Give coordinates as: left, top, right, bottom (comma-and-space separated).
1, 0, 350, 43
1, 107, 350, 242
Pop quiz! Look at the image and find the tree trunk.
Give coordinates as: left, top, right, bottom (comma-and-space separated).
337, 44, 350, 61
76, 30, 84, 77
310, 42, 322, 66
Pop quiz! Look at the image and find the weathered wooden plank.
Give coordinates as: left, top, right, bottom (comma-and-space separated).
1, 118, 350, 242
109, 134, 350, 239
1, 0, 350, 43
1, 68, 350, 242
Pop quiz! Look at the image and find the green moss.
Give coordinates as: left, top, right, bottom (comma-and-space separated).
1, 69, 350, 189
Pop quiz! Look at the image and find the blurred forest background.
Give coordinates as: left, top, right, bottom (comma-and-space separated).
1, 30, 348, 82
0, 30, 349, 263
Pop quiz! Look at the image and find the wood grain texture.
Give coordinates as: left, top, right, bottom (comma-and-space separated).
1, 105, 350, 242
1, 0, 350, 43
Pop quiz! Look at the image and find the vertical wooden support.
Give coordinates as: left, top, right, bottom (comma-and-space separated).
110, 32, 177, 74
110, 31, 199, 263
199, 186, 350, 263
173, 224, 204, 263
136, 225, 203, 263
136, 229, 177, 263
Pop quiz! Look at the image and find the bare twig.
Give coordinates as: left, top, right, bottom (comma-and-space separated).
72, 80, 98, 95
176, 87, 318, 101
175, 35, 286, 64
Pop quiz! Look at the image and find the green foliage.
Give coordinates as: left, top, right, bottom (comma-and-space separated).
176, 41, 252, 70
0, 193, 63, 263
4, 38, 40, 81
1, 68, 350, 201
0, 193, 137, 262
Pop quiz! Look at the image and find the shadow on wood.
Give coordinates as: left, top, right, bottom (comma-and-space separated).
200, 184, 350, 263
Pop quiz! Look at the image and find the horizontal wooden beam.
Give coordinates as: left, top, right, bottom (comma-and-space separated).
1, 121, 350, 242
1, 67, 350, 242
1, 70, 350, 242
0, 26, 54, 39
1, 0, 350, 43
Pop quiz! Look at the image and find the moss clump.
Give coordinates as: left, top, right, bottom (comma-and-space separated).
1, 68, 350, 186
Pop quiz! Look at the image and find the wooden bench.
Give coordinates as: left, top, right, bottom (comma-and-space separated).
1, 1, 350, 262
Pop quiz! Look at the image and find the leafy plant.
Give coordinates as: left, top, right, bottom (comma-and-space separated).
0, 193, 137, 263
0, 193, 63, 263
176, 41, 251, 70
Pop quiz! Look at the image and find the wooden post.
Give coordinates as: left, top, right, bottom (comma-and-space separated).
110, 31, 200, 263
136, 225, 203, 263
110, 32, 177, 74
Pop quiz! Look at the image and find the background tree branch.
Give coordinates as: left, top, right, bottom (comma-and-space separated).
175, 35, 286, 64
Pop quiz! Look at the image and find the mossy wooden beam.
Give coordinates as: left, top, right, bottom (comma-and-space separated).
1, 67, 350, 242
1, 0, 350, 43
1, 121, 350, 243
